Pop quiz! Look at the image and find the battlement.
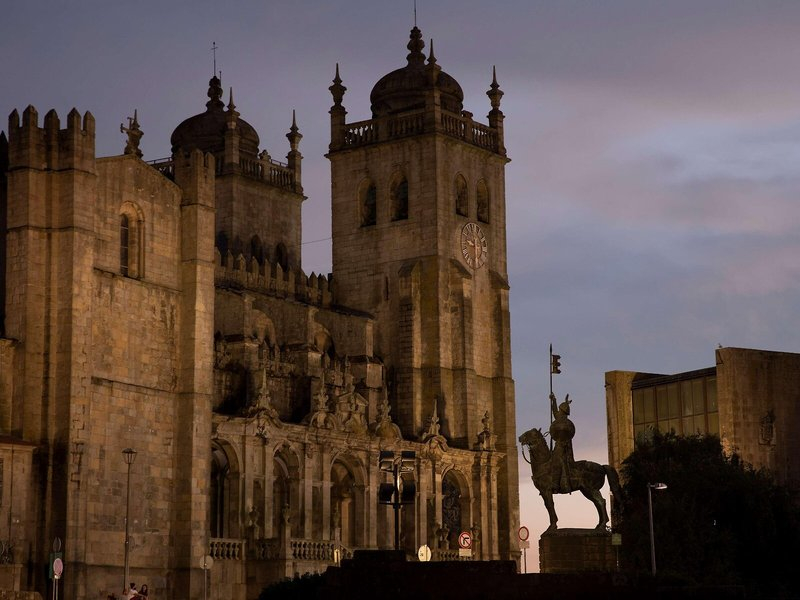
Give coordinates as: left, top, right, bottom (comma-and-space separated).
215, 248, 332, 308
6, 105, 95, 172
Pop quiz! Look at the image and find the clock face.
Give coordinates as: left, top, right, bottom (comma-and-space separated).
460, 222, 488, 269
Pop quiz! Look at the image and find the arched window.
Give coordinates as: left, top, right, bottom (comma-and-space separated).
120, 214, 130, 276
275, 243, 289, 272
455, 175, 468, 216
360, 181, 377, 227
391, 176, 409, 221
476, 180, 490, 223
250, 235, 264, 263
442, 470, 469, 549
119, 204, 144, 278
210, 446, 230, 538
272, 456, 289, 537
331, 461, 356, 547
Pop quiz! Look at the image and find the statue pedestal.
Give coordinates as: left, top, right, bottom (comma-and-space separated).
539, 528, 616, 574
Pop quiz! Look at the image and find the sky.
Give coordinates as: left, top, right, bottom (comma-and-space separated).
3, 0, 800, 571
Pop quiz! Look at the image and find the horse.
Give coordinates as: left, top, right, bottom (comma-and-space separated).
519, 427, 621, 532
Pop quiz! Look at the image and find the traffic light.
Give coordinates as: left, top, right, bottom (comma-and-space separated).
551, 354, 561, 374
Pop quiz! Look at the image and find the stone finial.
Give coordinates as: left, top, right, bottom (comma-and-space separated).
371, 387, 402, 441
120, 110, 143, 158
421, 396, 448, 455
425, 39, 441, 86
304, 387, 341, 430
406, 26, 426, 66
286, 110, 302, 151
329, 64, 347, 107
487, 66, 504, 110
207, 75, 224, 111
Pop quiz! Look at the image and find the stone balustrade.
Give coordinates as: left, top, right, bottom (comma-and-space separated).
148, 154, 296, 191
339, 109, 499, 153
209, 538, 246, 560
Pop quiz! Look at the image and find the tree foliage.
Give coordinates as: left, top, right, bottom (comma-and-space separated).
615, 430, 800, 598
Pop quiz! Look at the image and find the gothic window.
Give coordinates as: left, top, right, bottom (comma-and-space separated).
391, 176, 409, 221
455, 175, 468, 216
119, 204, 144, 278
360, 181, 377, 227
476, 180, 490, 223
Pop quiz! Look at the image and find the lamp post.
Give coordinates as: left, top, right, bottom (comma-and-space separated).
378, 451, 416, 551
647, 482, 667, 576
122, 448, 137, 593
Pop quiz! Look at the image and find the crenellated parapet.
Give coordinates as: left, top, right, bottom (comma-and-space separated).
215, 248, 333, 307
6, 106, 95, 172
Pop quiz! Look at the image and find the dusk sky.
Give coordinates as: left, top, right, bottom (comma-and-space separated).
4, 0, 800, 570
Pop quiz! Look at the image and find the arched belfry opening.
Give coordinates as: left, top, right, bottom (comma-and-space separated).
390, 175, 409, 221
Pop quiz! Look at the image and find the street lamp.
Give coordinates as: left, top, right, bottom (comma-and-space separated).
647, 482, 667, 576
122, 448, 137, 593
378, 451, 416, 550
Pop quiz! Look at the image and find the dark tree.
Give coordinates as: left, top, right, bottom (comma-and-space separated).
615, 431, 800, 599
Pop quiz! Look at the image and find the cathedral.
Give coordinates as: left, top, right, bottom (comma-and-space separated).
0, 26, 519, 600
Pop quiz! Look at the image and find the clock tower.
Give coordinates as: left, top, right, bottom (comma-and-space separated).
328, 27, 518, 557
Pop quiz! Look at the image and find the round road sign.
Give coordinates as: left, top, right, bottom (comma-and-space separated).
518, 526, 530, 542
53, 557, 63, 579
458, 531, 472, 549
417, 544, 431, 562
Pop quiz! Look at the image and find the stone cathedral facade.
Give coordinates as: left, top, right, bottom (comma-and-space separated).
0, 27, 519, 600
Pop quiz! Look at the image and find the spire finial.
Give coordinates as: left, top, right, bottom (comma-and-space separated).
227, 87, 236, 111
287, 109, 302, 152
414, 0, 417, 27
427, 38, 437, 65
329, 63, 346, 106
487, 65, 504, 110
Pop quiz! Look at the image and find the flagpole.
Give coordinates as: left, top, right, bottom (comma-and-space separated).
549, 344, 553, 450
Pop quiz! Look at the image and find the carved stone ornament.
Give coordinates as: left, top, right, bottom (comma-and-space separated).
475, 410, 495, 451
340, 392, 368, 434
370, 387, 402, 441
303, 387, 341, 430
120, 109, 143, 158
421, 396, 448, 456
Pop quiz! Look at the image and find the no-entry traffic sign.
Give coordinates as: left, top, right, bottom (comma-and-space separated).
458, 530, 472, 549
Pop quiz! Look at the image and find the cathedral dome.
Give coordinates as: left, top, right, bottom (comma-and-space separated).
171, 76, 260, 157
369, 27, 464, 118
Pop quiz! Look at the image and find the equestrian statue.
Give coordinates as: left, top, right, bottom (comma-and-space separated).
519, 392, 621, 532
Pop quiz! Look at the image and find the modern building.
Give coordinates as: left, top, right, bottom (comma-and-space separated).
0, 26, 519, 600
606, 346, 800, 490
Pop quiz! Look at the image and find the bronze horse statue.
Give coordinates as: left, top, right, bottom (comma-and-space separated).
519, 427, 621, 532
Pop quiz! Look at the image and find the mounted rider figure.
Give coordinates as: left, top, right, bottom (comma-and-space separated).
549, 392, 576, 493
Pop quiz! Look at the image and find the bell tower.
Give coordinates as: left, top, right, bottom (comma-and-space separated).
328, 27, 518, 557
